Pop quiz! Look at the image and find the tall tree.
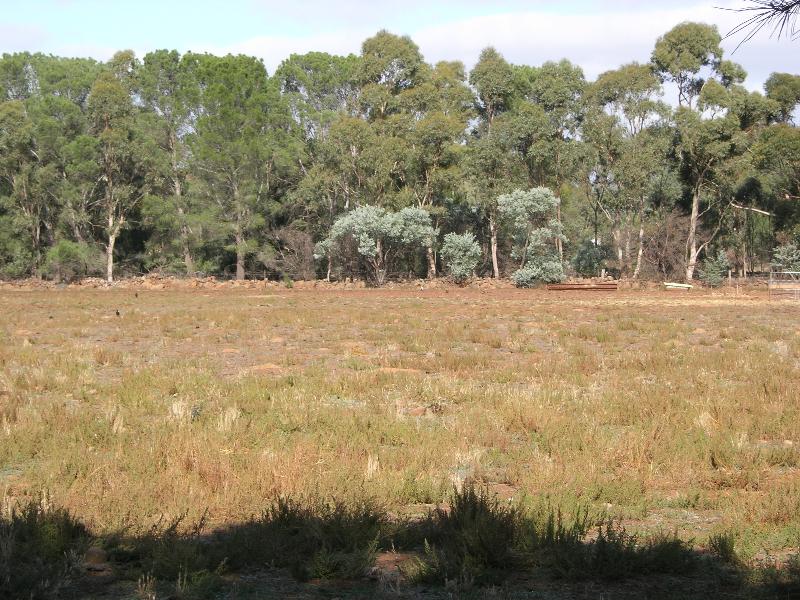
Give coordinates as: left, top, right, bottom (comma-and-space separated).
87, 60, 150, 282
137, 50, 201, 273
651, 22, 723, 108
468, 47, 517, 277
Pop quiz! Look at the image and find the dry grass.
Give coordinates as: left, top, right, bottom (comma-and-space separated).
1, 286, 799, 595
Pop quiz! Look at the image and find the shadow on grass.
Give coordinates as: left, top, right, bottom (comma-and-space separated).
2, 486, 799, 599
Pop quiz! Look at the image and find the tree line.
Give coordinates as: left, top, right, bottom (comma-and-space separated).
1, 22, 799, 285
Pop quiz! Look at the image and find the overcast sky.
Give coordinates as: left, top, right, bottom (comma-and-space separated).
1, 0, 797, 92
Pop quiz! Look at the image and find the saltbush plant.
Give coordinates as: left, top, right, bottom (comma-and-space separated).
440, 232, 482, 283
497, 188, 566, 287
773, 242, 800, 271
698, 249, 730, 287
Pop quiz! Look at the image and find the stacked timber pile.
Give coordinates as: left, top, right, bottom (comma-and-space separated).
546, 282, 618, 291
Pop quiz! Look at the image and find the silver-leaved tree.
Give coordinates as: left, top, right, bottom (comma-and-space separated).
316, 205, 436, 286
498, 187, 566, 287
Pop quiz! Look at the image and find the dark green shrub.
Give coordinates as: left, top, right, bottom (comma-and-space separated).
410, 485, 520, 586
43, 240, 103, 282
698, 250, 730, 287
0, 499, 89, 599
572, 239, 612, 277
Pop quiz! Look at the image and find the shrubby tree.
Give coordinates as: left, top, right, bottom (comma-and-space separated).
440, 232, 481, 283
319, 205, 435, 285
698, 249, 730, 287
497, 187, 565, 286
773, 242, 800, 270
764, 73, 800, 123
572, 239, 611, 277
43, 239, 103, 282
651, 22, 723, 108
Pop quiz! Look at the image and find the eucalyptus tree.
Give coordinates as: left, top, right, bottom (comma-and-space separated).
358, 30, 426, 121
651, 22, 723, 108
318, 204, 435, 285
585, 63, 670, 277
765, 72, 800, 122
136, 50, 202, 273
467, 47, 518, 277
87, 66, 152, 282
469, 47, 515, 127
399, 60, 473, 276
189, 54, 301, 280
514, 59, 587, 260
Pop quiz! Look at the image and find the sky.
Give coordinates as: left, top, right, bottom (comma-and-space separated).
1, 0, 797, 92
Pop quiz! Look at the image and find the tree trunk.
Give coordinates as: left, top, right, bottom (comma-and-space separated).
426, 245, 436, 279
633, 221, 645, 280
106, 233, 116, 283
233, 181, 246, 280
555, 202, 563, 261
489, 213, 500, 279
174, 177, 194, 275
235, 226, 245, 281
685, 188, 701, 283
374, 238, 386, 286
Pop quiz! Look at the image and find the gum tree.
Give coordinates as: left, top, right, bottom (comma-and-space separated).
319, 205, 435, 285
497, 187, 565, 286
87, 64, 150, 283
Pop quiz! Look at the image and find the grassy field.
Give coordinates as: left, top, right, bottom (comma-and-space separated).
2, 285, 800, 598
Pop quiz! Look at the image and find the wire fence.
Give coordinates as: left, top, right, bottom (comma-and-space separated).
769, 270, 800, 300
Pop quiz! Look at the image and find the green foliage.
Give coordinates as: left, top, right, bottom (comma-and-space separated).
411, 485, 520, 586
323, 205, 435, 285
698, 249, 730, 287
765, 72, 800, 123
0, 499, 89, 600
773, 242, 800, 271
572, 239, 611, 277
651, 22, 723, 107
440, 232, 481, 283
0, 25, 794, 284
708, 531, 741, 565
511, 258, 565, 287
43, 239, 103, 281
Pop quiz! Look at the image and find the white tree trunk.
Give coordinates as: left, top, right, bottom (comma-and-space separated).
489, 213, 500, 279
685, 189, 701, 282
426, 245, 436, 279
633, 222, 645, 280
106, 233, 116, 283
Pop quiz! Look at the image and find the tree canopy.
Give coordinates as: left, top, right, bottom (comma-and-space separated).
0, 22, 798, 285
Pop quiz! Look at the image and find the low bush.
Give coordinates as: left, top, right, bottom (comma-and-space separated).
0, 498, 89, 599
511, 257, 565, 287
440, 232, 482, 284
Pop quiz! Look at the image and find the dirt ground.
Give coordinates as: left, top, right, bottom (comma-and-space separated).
1, 279, 799, 599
